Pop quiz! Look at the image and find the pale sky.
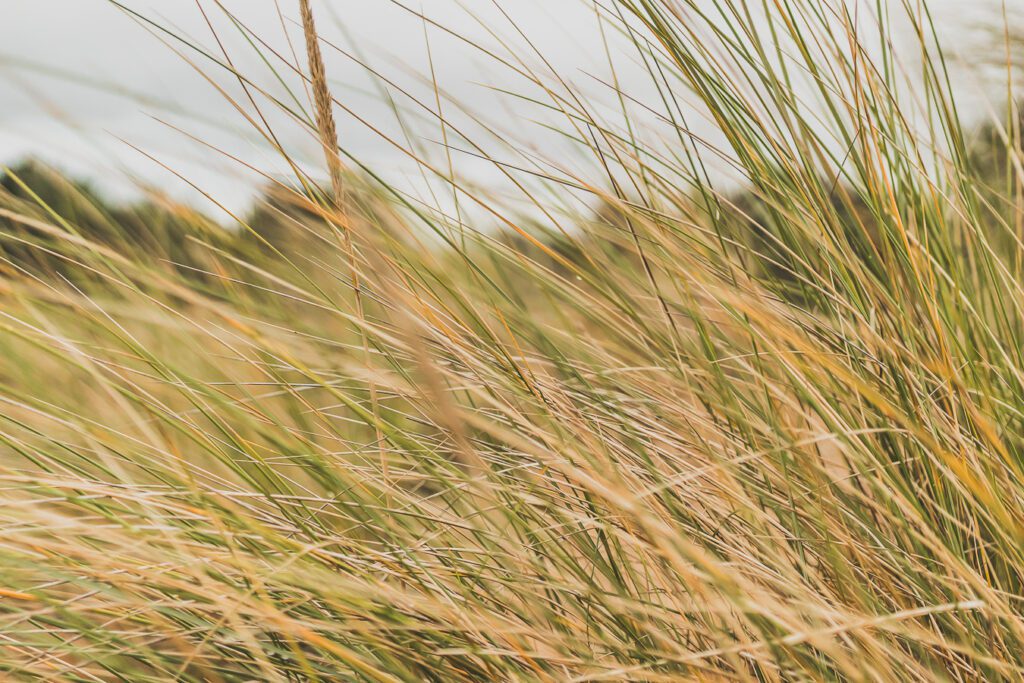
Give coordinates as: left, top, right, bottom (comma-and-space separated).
0, 0, 1018, 217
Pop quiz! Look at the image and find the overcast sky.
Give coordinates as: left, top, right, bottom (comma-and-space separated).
0, 0, 1018, 217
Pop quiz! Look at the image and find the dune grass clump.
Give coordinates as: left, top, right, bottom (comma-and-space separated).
1, 0, 1024, 680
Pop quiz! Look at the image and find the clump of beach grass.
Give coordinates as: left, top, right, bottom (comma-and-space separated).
0, 0, 1023, 680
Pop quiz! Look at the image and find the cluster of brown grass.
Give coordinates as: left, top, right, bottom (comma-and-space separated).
0, 0, 1024, 680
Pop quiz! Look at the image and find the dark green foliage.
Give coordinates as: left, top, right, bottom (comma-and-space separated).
0, 159, 235, 286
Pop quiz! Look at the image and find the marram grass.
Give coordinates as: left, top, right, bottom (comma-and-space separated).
0, 0, 1023, 680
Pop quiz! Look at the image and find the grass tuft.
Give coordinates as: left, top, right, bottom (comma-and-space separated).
0, 0, 1023, 679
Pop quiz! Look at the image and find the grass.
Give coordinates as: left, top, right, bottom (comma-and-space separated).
0, 0, 1023, 679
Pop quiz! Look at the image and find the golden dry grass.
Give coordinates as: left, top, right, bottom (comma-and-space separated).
0, 0, 1023, 680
